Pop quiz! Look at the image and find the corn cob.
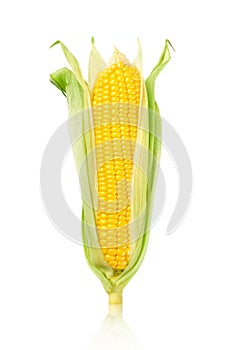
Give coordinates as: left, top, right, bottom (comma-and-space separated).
92, 50, 141, 272
50, 38, 172, 312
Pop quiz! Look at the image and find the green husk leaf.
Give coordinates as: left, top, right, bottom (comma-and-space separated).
50, 67, 68, 97
51, 40, 91, 108
88, 37, 106, 91
133, 38, 142, 72
145, 39, 173, 227
50, 43, 111, 290
50, 67, 84, 115
50, 41, 85, 85
146, 39, 173, 112
109, 40, 173, 292
105, 41, 150, 292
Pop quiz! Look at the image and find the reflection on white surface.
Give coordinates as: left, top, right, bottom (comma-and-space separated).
87, 313, 143, 350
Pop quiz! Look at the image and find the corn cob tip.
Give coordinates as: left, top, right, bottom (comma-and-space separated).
108, 47, 130, 66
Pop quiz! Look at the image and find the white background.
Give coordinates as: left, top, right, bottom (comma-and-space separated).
0, 0, 233, 349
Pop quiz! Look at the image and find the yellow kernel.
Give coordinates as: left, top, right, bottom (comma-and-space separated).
98, 218, 107, 225
111, 91, 119, 97
120, 92, 128, 99
95, 80, 103, 86
117, 75, 124, 82
108, 248, 117, 256
111, 96, 119, 102
106, 238, 117, 247
109, 72, 116, 79
125, 76, 132, 83
124, 70, 132, 77
117, 261, 128, 269
111, 132, 121, 137
117, 62, 124, 68
119, 88, 127, 94
106, 197, 117, 203
110, 78, 118, 85
118, 237, 128, 244
116, 256, 126, 262
126, 247, 131, 255
105, 163, 114, 170
99, 239, 107, 246
107, 218, 118, 226
115, 68, 122, 75
105, 254, 113, 261
128, 99, 136, 104
118, 81, 125, 88
111, 64, 118, 70
109, 260, 117, 268
117, 249, 126, 257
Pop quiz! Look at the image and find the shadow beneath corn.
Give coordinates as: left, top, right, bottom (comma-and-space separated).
86, 312, 143, 350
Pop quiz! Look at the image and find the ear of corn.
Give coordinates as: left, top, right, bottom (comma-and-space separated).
50, 39, 173, 304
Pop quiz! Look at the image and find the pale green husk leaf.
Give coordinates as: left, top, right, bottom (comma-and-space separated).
50, 42, 112, 290
88, 37, 106, 91
110, 39, 173, 292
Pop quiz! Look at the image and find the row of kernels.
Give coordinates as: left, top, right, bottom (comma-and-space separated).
101, 243, 131, 270
97, 208, 130, 229
99, 231, 130, 248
